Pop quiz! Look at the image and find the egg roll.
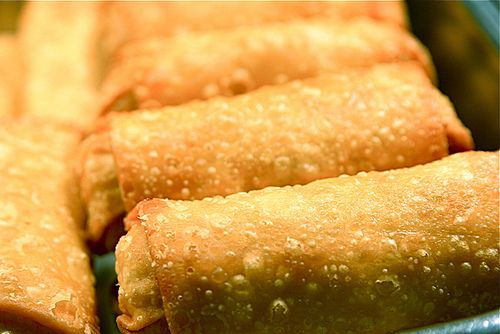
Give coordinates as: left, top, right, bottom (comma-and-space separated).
0, 118, 99, 333
19, 1, 102, 129
100, 18, 433, 114
101, 1, 406, 61
80, 62, 473, 249
116, 150, 500, 333
0, 34, 21, 117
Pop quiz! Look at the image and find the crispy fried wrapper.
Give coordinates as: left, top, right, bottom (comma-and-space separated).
100, 18, 433, 114
79, 63, 473, 248
19, 2, 102, 130
101, 1, 407, 61
116, 151, 500, 333
0, 118, 99, 333
0, 34, 21, 117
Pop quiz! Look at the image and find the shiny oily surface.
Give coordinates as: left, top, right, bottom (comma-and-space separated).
116, 151, 499, 334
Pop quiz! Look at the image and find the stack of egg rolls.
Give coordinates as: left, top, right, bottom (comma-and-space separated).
19, 1, 102, 129
80, 62, 473, 248
0, 35, 21, 117
101, 1, 406, 61
0, 118, 99, 333
116, 150, 500, 333
100, 18, 433, 113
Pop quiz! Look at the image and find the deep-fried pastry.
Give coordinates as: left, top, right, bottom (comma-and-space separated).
102, 1, 407, 60
19, 2, 102, 129
79, 63, 473, 247
0, 118, 99, 333
116, 151, 499, 333
100, 18, 432, 114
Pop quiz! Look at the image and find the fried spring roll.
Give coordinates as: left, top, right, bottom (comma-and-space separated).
19, 2, 102, 129
102, 1, 406, 60
100, 18, 433, 114
0, 34, 21, 117
80, 63, 473, 249
0, 118, 99, 333
116, 151, 500, 333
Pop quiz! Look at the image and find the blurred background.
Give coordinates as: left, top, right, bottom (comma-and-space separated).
407, 0, 499, 151
0, 0, 498, 150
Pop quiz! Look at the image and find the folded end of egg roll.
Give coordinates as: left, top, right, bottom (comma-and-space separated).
115, 223, 167, 333
78, 131, 125, 252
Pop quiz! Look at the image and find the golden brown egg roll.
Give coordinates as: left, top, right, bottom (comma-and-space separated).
0, 117, 99, 333
101, 1, 407, 61
0, 34, 21, 117
80, 62, 473, 249
19, 1, 102, 130
116, 150, 500, 334
100, 18, 433, 114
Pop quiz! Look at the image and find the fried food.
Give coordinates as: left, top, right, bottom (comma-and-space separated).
100, 18, 432, 114
0, 118, 99, 333
116, 151, 500, 333
101, 1, 407, 60
19, 2, 102, 129
79, 63, 473, 248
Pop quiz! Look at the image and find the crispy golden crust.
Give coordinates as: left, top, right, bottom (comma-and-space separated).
0, 34, 21, 117
19, 2, 102, 130
100, 18, 432, 114
110, 63, 470, 208
101, 1, 406, 60
80, 63, 472, 246
0, 118, 99, 334
116, 151, 500, 334
78, 131, 125, 250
